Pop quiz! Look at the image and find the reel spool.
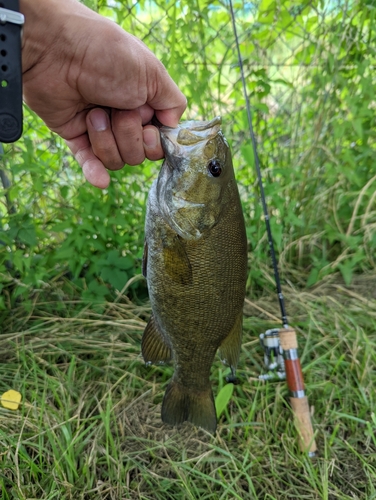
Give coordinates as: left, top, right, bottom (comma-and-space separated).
259, 328, 285, 380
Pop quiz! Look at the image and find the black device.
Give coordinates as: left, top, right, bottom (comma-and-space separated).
0, 0, 24, 143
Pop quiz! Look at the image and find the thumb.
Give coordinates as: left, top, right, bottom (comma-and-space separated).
146, 64, 187, 127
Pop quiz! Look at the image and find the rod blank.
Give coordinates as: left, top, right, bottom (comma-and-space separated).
228, 0, 317, 456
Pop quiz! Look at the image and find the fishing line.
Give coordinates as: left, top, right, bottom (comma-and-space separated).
228, 0, 288, 329
228, 0, 317, 456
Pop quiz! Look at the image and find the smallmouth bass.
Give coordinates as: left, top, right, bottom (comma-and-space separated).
142, 117, 247, 433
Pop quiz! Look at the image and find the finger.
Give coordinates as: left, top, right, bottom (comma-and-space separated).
112, 109, 146, 166
65, 134, 110, 189
143, 125, 163, 161
86, 108, 124, 171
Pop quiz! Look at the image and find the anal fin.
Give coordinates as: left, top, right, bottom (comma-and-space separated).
141, 315, 172, 364
218, 310, 243, 376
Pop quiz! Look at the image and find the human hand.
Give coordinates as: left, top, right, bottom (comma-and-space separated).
20, 0, 187, 188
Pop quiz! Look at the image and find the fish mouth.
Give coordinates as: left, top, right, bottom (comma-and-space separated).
160, 117, 222, 149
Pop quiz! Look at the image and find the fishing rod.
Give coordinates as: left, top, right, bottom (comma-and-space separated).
228, 0, 317, 457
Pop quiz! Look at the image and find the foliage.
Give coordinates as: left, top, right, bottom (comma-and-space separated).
0, 118, 150, 308
1, 0, 376, 309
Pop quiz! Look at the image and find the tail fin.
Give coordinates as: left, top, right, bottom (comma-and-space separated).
161, 380, 217, 434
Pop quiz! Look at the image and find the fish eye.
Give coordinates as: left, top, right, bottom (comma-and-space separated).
207, 160, 222, 177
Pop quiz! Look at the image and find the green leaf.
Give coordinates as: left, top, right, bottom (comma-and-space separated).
18, 225, 37, 247
80, 0, 97, 10
100, 266, 128, 290
82, 280, 108, 301
352, 119, 363, 139
54, 246, 78, 260
215, 383, 234, 419
286, 212, 305, 227
270, 218, 283, 249
241, 144, 255, 168
32, 176, 43, 194
270, 78, 294, 88
107, 250, 134, 271
307, 267, 319, 288
0, 230, 11, 246
51, 221, 74, 232
253, 102, 270, 113
259, 0, 274, 13
60, 186, 69, 199
338, 262, 353, 286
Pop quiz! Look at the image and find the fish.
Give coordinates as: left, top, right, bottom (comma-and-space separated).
142, 116, 248, 433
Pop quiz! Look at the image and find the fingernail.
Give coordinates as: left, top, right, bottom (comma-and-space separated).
143, 127, 158, 148
89, 109, 108, 132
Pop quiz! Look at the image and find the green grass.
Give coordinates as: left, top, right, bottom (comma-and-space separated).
1, 274, 376, 499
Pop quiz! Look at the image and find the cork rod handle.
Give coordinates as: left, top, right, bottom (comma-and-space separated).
290, 396, 317, 454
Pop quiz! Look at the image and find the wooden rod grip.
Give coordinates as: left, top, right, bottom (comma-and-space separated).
284, 359, 305, 393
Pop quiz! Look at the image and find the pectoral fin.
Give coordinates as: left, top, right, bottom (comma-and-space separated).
218, 310, 243, 376
163, 235, 193, 285
142, 315, 172, 364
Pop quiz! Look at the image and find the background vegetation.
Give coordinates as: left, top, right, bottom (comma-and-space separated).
1, 0, 375, 498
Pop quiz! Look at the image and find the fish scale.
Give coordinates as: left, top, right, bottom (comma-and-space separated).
142, 117, 247, 433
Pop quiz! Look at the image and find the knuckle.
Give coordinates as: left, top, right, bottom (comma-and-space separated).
74, 146, 92, 167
